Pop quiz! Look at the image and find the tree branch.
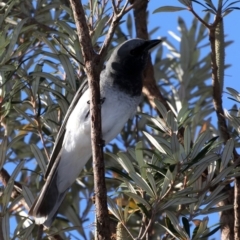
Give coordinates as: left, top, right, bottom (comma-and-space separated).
99, 0, 133, 60
68, 0, 110, 239
188, 4, 239, 239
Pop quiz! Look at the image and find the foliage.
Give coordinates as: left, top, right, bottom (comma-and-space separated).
0, 0, 240, 239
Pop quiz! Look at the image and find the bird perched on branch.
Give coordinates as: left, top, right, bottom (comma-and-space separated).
29, 38, 161, 227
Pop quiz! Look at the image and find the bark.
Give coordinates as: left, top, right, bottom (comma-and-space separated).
69, 0, 110, 239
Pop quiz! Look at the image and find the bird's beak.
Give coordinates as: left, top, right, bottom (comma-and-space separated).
144, 39, 162, 51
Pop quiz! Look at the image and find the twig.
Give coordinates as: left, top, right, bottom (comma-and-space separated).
99, 0, 133, 60
68, 0, 110, 239
188, 6, 211, 28
188, 3, 240, 239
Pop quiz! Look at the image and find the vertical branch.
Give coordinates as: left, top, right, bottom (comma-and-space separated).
68, 0, 110, 239
131, 0, 169, 111
188, 2, 239, 239
132, 0, 186, 144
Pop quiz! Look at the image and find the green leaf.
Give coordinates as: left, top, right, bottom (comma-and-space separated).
30, 144, 47, 175
167, 111, 178, 134
116, 152, 135, 173
107, 197, 123, 221
182, 217, 190, 237
200, 225, 221, 239
165, 210, 189, 238
171, 133, 180, 162
22, 185, 35, 208
160, 169, 172, 198
2, 161, 24, 213
21, 224, 35, 239
192, 217, 209, 240
58, 54, 76, 91
2, 212, 10, 240
153, 6, 186, 13
124, 192, 151, 208
13, 106, 37, 127
31, 64, 42, 97
147, 172, 157, 197
129, 171, 155, 198
211, 166, 234, 186
191, 131, 211, 159
135, 141, 146, 179
159, 222, 180, 239
143, 131, 167, 155
4, 18, 28, 62
0, 136, 8, 170
184, 125, 191, 155
221, 138, 234, 171
154, 99, 167, 121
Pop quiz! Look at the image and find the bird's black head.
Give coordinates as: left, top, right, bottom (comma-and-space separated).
107, 38, 161, 77
105, 38, 161, 96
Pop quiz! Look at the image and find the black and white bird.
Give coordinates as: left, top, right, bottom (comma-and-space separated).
29, 38, 161, 227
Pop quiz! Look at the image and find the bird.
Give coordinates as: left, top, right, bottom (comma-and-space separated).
29, 38, 162, 227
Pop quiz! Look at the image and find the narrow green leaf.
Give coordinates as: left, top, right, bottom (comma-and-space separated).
171, 133, 180, 162
21, 224, 35, 239
143, 132, 167, 154
30, 144, 47, 175
129, 171, 155, 198
135, 141, 146, 179
167, 111, 178, 134
13, 106, 37, 127
2, 161, 24, 212
124, 192, 150, 208
147, 172, 157, 197
200, 226, 221, 239
2, 212, 10, 240
0, 136, 8, 170
184, 125, 191, 155
160, 169, 172, 198
31, 64, 42, 97
158, 223, 180, 239
188, 163, 208, 185
58, 54, 76, 91
4, 18, 28, 62
22, 185, 35, 208
107, 197, 123, 221
165, 210, 189, 238
153, 6, 186, 13
191, 131, 211, 159
221, 138, 234, 171
211, 166, 234, 186
154, 99, 168, 121
117, 152, 135, 173
182, 217, 190, 237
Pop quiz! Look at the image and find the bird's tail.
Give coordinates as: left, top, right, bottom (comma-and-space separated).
29, 169, 67, 227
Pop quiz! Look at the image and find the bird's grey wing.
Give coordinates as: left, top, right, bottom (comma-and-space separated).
45, 79, 89, 179
29, 79, 89, 224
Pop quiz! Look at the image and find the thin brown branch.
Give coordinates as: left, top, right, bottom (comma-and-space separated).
132, 0, 185, 144
188, 7, 211, 28
132, 0, 169, 111
188, 5, 239, 240
99, 0, 133, 60
68, 0, 110, 239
